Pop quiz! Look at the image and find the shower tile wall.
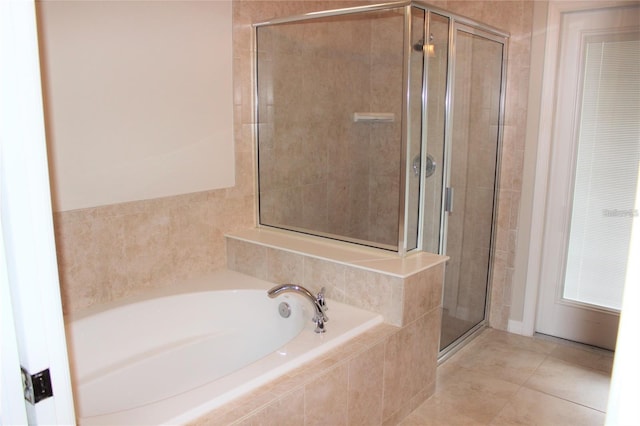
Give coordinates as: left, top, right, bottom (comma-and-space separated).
455, 0, 533, 330
258, 7, 404, 247
430, 0, 533, 331
458, 36, 503, 322
368, 13, 404, 246
53, 0, 533, 334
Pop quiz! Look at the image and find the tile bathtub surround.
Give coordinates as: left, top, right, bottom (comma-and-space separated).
54, 189, 254, 315
189, 308, 442, 425
222, 227, 445, 424
226, 228, 447, 327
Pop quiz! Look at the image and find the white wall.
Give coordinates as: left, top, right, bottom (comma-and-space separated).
37, 0, 234, 212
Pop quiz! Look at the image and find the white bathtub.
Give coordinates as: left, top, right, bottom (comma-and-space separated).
65, 270, 383, 425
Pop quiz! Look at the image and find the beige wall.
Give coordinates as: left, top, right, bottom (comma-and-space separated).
50, 0, 534, 333
38, 1, 235, 212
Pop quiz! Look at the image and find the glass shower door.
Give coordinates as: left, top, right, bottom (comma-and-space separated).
439, 25, 505, 351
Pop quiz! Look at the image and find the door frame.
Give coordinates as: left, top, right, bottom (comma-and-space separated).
514, 0, 636, 337
0, 0, 76, 423
535, 3, 638, 350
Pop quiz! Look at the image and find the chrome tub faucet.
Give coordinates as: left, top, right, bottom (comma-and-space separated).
267, 284, 329, 333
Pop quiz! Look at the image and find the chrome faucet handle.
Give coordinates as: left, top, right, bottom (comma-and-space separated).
316, 287, 328, 321
316, 287, 326, 308
313, 316, 326, 333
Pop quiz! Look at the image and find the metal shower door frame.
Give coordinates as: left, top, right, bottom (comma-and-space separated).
436, 19, 509, 359
252, 1, 509, 262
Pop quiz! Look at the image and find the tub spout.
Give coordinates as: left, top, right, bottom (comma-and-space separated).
267, 284, 328, 333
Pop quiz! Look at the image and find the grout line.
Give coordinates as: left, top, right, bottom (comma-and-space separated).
485, 383, 524, 426
519, 385, 608, 414
545, 352, 614, 376
518, 351, 549, 386
534, 332, 615, 355
521, 353, 610, 414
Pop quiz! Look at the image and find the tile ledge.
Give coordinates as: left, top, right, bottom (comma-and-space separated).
226, 227, 448, 278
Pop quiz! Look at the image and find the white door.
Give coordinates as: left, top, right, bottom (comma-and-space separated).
536, 4, 640, 350
0, 0, 76, 423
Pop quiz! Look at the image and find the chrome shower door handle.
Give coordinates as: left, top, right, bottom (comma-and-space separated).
444, 187, 454, 213
411, 154, 437, 178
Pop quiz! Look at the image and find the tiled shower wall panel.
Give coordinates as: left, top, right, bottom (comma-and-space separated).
257, 6, 404, 247
440, 0, 534, 329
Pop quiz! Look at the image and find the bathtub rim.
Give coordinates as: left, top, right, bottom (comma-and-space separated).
64, 269, 301, 322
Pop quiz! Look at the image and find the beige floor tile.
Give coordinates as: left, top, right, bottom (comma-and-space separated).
447, 338, 547, 386
549, 344, 614, 374
434, 358, 460, 392
524, 357, 610, 412
475, 329, 558, 355
404, 329, 612, 426
490, 387, 606, 426
398, 395, 485, 426
434, 367, 521, 423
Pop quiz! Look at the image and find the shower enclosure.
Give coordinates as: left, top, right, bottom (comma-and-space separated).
254, 2, 508, 354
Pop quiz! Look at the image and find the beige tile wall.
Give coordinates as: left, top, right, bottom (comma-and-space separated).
445, 32, 504, 326
187, 324, 399, 425
54, 177, 254, 316
257, 7, 404, 248
227, 236, 444, 327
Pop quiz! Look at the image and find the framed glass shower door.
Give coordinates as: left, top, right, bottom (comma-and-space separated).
439, 24, 506, 352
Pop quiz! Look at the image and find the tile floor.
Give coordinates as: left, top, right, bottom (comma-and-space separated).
400, 328, 613, 426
